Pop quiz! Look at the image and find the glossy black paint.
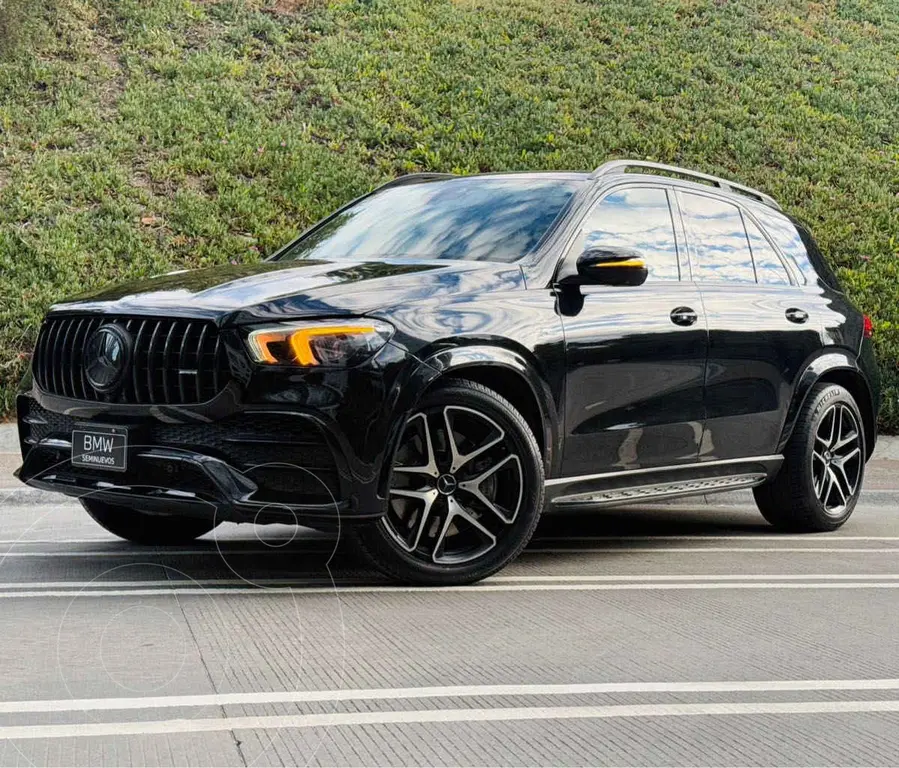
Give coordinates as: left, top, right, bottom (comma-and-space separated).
698, 281, 829, 460
558, 281, 707, 474
16, 169, 881, 527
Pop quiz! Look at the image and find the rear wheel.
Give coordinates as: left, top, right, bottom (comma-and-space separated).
754, 383, 865, 531
81, 499, 217, 545
354, 379, 544, 585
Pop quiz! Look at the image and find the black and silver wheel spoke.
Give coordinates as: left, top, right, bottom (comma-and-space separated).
812, 403, 862, 516
457, 454, 523, 525
432, 496, 496, 564
443, 406, 505, 474
383, 404, 523, 565
391, 412, 439, 479
388, 487, 440, 553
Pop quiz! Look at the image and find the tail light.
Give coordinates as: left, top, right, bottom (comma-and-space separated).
863, 314, 874, 339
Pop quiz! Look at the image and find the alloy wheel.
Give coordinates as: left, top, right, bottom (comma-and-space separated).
382, 406, 524, 564
811, 402, 862, 516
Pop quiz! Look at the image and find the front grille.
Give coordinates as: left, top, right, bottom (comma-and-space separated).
32, 315, 231, 404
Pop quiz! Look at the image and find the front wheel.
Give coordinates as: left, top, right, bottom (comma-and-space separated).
354, 379, 545, 585
754, 383, 866, 532
81, 499, 217, 545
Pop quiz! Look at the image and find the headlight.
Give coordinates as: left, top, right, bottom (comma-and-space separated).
245, 320, 394, 367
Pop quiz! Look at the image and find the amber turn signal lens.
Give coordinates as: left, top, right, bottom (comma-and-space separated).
246, 321, 394, 367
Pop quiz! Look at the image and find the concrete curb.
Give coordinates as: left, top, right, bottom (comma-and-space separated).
0, 423, 19, 453
872, 436, 899, 461
0, 487, 63, 505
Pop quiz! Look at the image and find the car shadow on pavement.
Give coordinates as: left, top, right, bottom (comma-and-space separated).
127, 499, 779, 584
533, 499, 775, 541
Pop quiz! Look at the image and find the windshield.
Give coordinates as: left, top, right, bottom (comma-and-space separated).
275, 176, 582, 264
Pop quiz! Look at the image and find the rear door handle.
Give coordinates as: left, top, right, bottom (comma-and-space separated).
785, 307, 809, 324
670, 307, 698, 327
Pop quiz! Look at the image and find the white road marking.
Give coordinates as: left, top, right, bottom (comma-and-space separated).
0, 537, 327, 545
3, 700, 899, 740
527, 547, 899, 554
5, 581, 899, 598
534, 535, 899, 542
0, 547, 331, 557
493, 573, 899, 582
0, 679, 897, 715
1, 574, 898, 591
0, 545, 896, 558
1, 534, 899, 545
1, 534, 899, 547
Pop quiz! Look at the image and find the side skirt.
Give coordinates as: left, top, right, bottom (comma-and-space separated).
552, 473, 766, 509
545, 455, 782, 511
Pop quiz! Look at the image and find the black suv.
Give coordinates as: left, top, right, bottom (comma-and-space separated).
16, 160, 881, 584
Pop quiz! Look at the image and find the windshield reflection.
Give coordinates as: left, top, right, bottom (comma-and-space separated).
276, 176, 582, 264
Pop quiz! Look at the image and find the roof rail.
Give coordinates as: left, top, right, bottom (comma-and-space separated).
589, 159, 781, 210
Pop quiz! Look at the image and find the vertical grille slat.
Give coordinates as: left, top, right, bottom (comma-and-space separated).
145, 320, 163, 405
212, 336, 222, 394
47, 319, 59, 392
38, 320, 51, 390
67, 318, 86, 399
49, 319, 66, 397
132, 320, 147, 404
194, 324, 209, 403
83, 318, 101, 401
70, 319, 86, 399
34, 322, 50, 390
59, 319, 79, 398
161, 321, 178, 404
32, 314, 229, 405
177, 322, 193, 403
122, 320, 135, 402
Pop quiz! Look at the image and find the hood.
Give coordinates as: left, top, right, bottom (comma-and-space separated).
50, 258, 525, 323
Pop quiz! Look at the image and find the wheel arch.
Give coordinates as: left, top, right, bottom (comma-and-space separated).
780, 352, 877, 459
379, 346, 560, 498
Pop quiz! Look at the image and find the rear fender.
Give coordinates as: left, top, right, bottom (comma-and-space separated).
779, 350, 876, 457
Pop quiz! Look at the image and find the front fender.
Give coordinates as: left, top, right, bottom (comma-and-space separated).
378, 345, 561, 495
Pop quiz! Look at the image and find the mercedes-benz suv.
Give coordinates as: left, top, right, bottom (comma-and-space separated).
15, 160, 881, 584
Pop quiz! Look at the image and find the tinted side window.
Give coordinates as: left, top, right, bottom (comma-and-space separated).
754, 208, 840, 290
679, 192, 755, 283
574, 187, 679, 281
798, 225, 842, 290
744, 216, 791, 285
752, 209, 811, 286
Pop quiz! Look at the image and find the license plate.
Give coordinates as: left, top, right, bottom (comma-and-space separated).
71, 424, 128, 472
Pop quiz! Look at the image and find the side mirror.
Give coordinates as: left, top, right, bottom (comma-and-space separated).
575, 246, 649, 287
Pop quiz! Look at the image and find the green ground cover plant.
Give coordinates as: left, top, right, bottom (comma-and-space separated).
1, 0, 897, 427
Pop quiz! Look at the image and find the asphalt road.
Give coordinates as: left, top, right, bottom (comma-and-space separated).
0, 480, 898, 766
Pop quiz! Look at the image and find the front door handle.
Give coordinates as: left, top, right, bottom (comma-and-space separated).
786, 307, 809, 324
670, 307, 698, 327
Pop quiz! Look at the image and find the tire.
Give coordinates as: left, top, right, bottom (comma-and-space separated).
354, 379, 545, 585
81, 499, 217, 545
754, 383, 866, 532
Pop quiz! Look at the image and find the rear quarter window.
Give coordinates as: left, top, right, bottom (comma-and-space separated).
754, 208, 842, 291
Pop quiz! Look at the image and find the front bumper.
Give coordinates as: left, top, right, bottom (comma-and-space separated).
16, 391, 385, 528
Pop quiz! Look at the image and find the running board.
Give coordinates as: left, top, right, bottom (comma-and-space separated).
552, 473, 767, 508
